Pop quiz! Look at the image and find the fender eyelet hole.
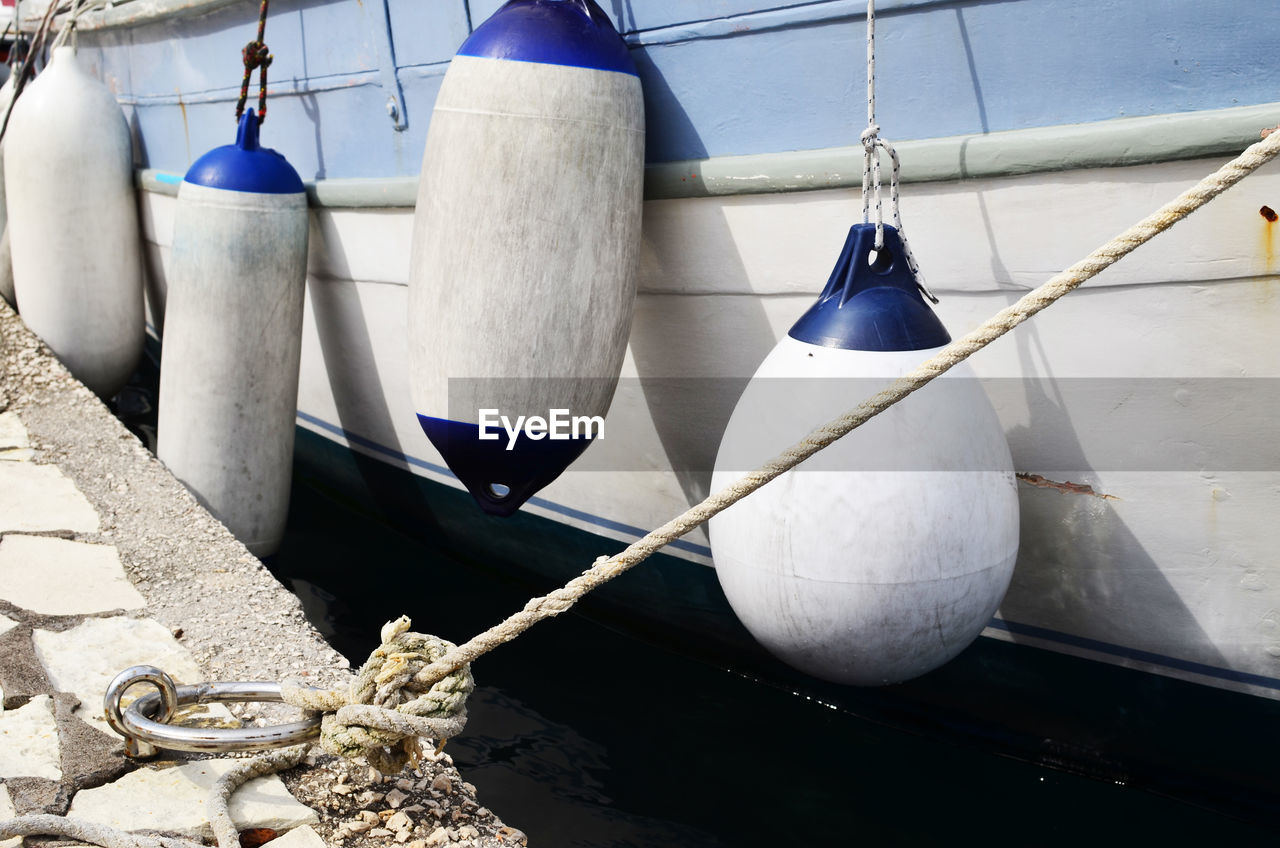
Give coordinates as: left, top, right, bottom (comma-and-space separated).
867, 248, 894, 274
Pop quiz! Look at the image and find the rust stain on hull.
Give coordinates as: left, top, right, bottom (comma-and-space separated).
1016, 473, 1118, 500
1262, 206, 1277, 273
177, 91, 190, 165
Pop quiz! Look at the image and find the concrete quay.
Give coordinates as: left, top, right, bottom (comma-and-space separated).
0, 300, 523, 848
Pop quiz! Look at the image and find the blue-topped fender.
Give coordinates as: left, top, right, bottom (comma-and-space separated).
788, 223, 951, 352
459, 0, 637, 77
418, 415, 592, 517
184, 110, 305, 195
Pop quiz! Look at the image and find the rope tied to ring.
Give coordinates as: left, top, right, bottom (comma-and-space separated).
1, 619, 471, 848
235, 0, 273, 124
281, 616, 474, 774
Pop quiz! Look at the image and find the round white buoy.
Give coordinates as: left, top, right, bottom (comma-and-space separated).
408, 0, 644, 516
157, 110, 308, 557
709, 224, 1020, 686
4, 46, 142, 397
0, 77, 16, 309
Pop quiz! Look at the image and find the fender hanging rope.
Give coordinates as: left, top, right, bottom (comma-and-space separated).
860, 0, 936, 303
235, 0, 272, 124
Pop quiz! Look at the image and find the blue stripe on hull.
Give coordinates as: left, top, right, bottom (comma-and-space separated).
987, 619, 1280, 693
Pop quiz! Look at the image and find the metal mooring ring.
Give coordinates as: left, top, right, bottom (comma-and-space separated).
103, 665, 321, 757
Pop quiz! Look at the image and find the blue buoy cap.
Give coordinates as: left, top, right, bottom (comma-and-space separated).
789, 224, 951, 351
184, 110, 305, 194
459, 0, 637, 77
418, 415, 592, 517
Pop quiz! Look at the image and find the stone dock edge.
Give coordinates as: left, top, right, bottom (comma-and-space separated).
0, 300, 523, 848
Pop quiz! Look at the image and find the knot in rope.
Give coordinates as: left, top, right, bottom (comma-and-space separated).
241, 40, 272, 73
281, 616, 474, 775
860, 124, 880, 149
235, 0, 274, 124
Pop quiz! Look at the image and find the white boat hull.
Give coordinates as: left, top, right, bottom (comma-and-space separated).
136, 151, 1280, 699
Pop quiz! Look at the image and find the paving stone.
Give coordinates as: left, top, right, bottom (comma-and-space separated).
0, 624, 53, 705
66, 759, 318, 839
2, 776, 66, 816
0, 694, 62, 780
49, 691, 132, 790
269, 824, 328, 848
0, 536, 145, 616
32, 617, 202, 736
0, 412, 28, 450
0, 463, 99, 534
0, 613, 15, 639
0, 784, 17, 848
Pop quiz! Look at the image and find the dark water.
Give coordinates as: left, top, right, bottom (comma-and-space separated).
264, 477, 1274, 848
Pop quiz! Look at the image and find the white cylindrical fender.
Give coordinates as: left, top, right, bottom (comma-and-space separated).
408, 0, 644, 516
0, 77, 15, 309
4, 46, 142, 397
157, 111, 308, 557
710, 224, 1020, 686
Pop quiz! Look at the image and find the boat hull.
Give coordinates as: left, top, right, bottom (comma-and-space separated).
132, 150, 1280, 704
51, 0, 1280, 814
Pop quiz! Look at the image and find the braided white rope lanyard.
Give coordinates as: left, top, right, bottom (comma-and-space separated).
860, 0, 938, 303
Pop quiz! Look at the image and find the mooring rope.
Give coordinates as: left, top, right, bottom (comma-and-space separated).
280, 616, 473, 774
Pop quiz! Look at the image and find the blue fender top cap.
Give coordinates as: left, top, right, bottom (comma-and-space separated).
459, 0, 637, 76
183, 110, 305, 194
789, 224, 951, 352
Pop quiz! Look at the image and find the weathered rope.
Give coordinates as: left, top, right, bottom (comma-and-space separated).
403, 124, 1280, 690
0, 620, 466, 848
206, 745, 309, 848
0, 816, 198, 848
0, 620, 468, 848
280, 616, 474, 774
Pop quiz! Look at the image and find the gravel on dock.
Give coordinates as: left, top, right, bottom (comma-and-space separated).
0, 299, 523, 848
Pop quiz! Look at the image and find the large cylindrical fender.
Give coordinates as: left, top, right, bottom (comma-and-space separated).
408, 0, 645, 516
157, 111, 308, 557
4, 46, 142, 397
710, 224, 1020, 686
